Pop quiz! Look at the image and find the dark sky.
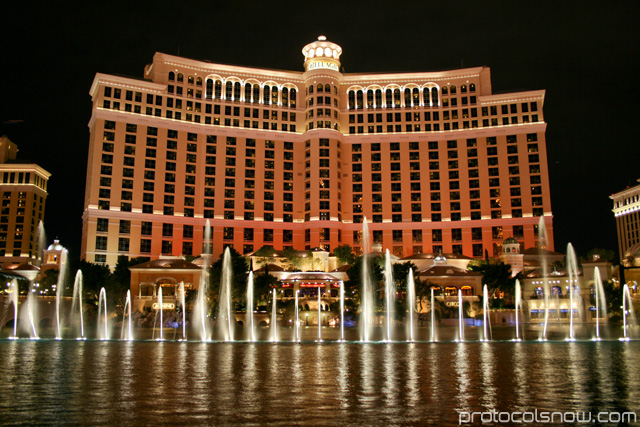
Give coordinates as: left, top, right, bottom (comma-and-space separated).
1, 1, 638, 261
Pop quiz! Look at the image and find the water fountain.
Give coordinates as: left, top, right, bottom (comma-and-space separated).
246, 272, 255, 342
98, 287, 108, 340
592, 267, 607, 340
457, 291, 464, 342
407, 269, 415, 342
294, 289, 300, 342
270, 288, 278, 342
317, 287, 322, 341
566, 243, 580, 341
27, 285, 38, 339
122, 289, 133, 341
217, 247, 234, 342
8, 280, 18, 339
158, 287, 164, 341
195, 220, 212, 341
430, 287, 437, 342
539, 216, 550, 341
621, 283, 636, 341
70, 270, 84, 340
482, 285, 491, 342
339, 280, 345, 341
361, 218, 373, 342
179, 281, 186, 340
514, 280, 523, 341
383, 249, 395, 342
55, 248, 68, 340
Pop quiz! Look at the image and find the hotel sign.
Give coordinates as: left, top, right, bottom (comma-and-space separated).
307, 60, 339, 72
152, 302, 175, 310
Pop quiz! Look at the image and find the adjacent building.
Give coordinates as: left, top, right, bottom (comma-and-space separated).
82, 36, 553, 270
0, 136, 50, 267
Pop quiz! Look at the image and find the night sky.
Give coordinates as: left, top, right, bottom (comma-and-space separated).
1, 2, 638, 261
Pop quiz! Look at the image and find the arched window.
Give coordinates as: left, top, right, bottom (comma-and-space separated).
263, 85, 270, 104
309, 85, 314, 94
375, 89, 382, 108
206, 79, 214, 99
356, 90, 363, 109
290, 89, 296, 107
366, 90, 374, 108
214, 81, 222, 99
423, 87, 430, 106
461, 84, 467, 93
441, 86, 448, 95
404, 88, 411, 107
225, 81, 233, 99
431, 87, 439, 105
386, 89, 393, 107
282, 87, 289, 107
244, 83, 252, 102
233, 82, 241, 101
253, 85, 260, 103
325, 84, 330, 93
469, 83, 476, 92
177, 73, 184, 83
393, 89, 401, 107
412, 88, 419, 107
348, 90, 355, 109
317, 83, 323, 93
271, 86, 278, 105
196, 77, 202, 86
188, 76, 194, 85
168, 71, 175, 81
450, 85, 457, 94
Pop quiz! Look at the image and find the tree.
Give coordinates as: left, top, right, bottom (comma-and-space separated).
468, 260, 517, 299
69, 259, 112, 302
107, 256, 149, 309
584, 248, 616, 263
334, 244, 356, 267
209, 248, 249, 304
254, 267, 279, 306
39, 269, 59, 295
344, 254, 383, 310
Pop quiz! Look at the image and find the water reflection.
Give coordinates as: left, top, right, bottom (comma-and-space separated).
1, 340, 640, 425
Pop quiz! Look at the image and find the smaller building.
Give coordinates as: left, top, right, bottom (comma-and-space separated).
129, 257, 203, 312
611, 179, 640, 260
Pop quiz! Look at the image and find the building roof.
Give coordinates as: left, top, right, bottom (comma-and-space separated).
401, 252, 472, 261
624, 242, 640, 259
416, 264, 482, 277
522, 247, 564, 257
129, 258, 201, 271
284, 272, 340, 281
254, 264, 285, 273
503, 237, 519, 244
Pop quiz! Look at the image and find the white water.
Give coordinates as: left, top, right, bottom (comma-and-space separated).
55, 249, 68, 339
71, 270, 84, 339
98, 287, 108, 340
458, 292, 464, 341
539, 216, 550, 340
482, 285, 491, 341
361, 218, 373, 342
295, 289, 300, 342
271, 289, 278, 342
217, 247, 234, 342
384, 249, 395, 342
340, 281, 345, 341
593, 267, 607, 339
10, 280, 18, 338
27, 290, 38, 339
179, 282, 186, 340
195, 220, 212, 341
158, 287, 163, 340
566, 243, 579, 340
246, 272, 255, 342
407, 269, 415, 342
430, 288, 436, 342
317, 287, 322, 341
622, 284, 636, 340
515, 280, 523, 340
122, 290, 133, 341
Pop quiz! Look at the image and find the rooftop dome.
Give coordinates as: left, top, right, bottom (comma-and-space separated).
302, 35, 342, 72
503, 237, 519, 245
47, 239, 64, 251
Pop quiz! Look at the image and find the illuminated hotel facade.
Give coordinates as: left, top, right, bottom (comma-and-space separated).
81, 36, 553, 269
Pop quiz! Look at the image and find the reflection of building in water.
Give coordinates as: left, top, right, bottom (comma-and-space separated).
81, 35, 553, 270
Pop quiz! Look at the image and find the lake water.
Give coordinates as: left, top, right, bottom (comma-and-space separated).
1, 326, 639, 426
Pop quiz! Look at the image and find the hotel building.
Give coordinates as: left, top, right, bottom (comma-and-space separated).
0, 136, 50, 266
611, 179, 640, 260
81, 36, 553, 269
